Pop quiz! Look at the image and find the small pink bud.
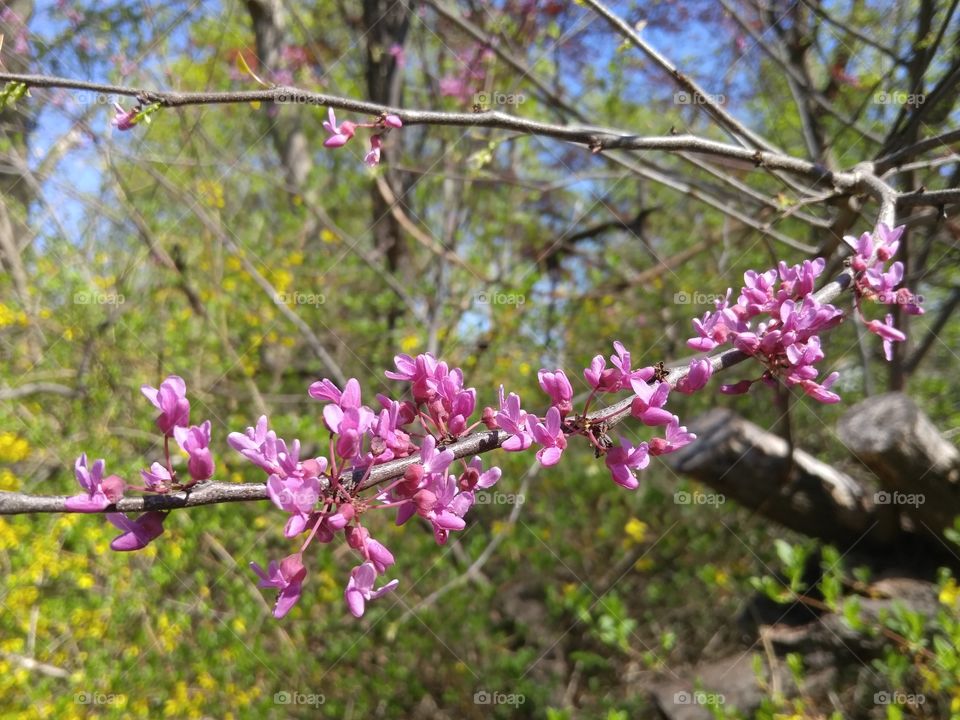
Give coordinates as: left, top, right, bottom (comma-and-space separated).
345, 525, 369, 550
458, 467, 480, 491
101, 475, 126, 503
413, 489, 436, 515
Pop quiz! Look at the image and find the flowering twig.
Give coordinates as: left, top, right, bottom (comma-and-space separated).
0, 72, 897, 190
0, 265, 859, 517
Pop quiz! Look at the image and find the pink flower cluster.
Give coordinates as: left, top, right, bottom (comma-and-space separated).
322, 108, 403, 167
235, 345, 696, 618
484, 341, 697, 491
67, 375, 215, 551
682, 224, 921, 401
438, 45, 495, 102
686, 258, 846, 402
844, 223, 923, 360
229, 358, 494, 618
64, 229, 918, 619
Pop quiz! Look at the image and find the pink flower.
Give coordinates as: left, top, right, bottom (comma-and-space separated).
106, 511, 165, 551
629, 378, 673, 426
383, 114, 403, 128
140, 462, 172, 492
675, 358, 712, 394
141, 375, 190, 435
583, 342, 655, 392
530, 406, 567, 467
439, 76, 468, 98
538, 368, 573, 415
649, 420, 696, 455
318, 378, 375, 436
720, 379, 755, 395
364, 135, 383, 167
609, 341, 653, 389
267, 472, 321, 537
65, 454, 125, 512
344, 562, 399, 618
345, 527, 396, 574
495, 387, 534, 451
800, 371, 841, 404
111, 103, 138, 131
385, 352, 441, 402
866, 314, 906, 361
173, 420, 214, 482
251, 554, 307, 619
419, 434, 455, 477
604, 437, 649, 489
417, 472, 473, 544
307, 378, 342, 403
457, 456, 501, 491
322, 108, 357, 148
388, 44, 406, 68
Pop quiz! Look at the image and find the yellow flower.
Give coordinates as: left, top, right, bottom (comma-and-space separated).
0, 469, 20, 491
624, 518, 648, 544
939, 578, 958, 606
0, 432, 30, 462
400, 334, 419, 353
0, 303, 28, 327
76, 574, 95, 590
634, 557, 654, 571
197, 179, 225, 209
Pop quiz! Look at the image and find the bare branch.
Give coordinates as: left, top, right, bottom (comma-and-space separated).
580, 0, 780, 153
0, 382, 75, 400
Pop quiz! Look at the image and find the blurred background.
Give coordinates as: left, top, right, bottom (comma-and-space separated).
1, 1, 959, 717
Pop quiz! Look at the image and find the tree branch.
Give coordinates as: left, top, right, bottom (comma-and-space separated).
0, 256, 859, 516
0, 71, 858, 187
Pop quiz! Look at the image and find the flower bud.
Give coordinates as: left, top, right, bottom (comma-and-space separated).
101, 474, 126, 503
458, 466, 480, 491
